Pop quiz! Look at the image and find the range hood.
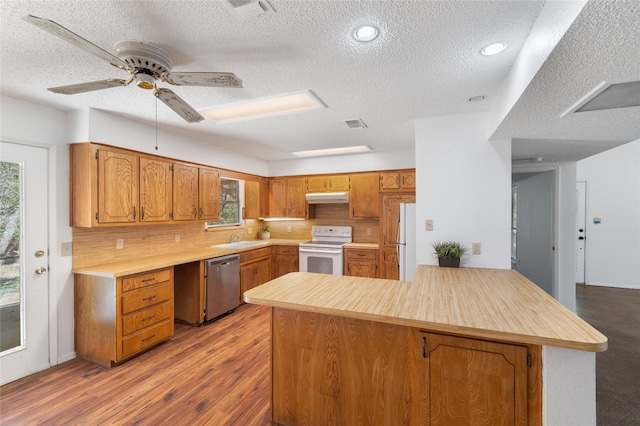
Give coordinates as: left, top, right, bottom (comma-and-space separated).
305, 192, 350, 204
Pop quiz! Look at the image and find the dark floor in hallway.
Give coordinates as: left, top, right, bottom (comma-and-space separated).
576, 284, 640, 426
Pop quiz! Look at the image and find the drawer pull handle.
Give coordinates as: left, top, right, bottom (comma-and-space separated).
142, 295, 157, 302
141, 334, 156, 343
357, 253, 366, 257
141, 278, 156, 283
142, 314, 157, 322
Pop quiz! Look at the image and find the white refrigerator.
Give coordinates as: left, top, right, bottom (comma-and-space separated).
397, 203, 417, 281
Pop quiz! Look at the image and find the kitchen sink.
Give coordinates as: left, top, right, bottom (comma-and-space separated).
212, 241, 270, 249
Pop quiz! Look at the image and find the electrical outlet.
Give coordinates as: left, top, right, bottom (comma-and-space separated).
175, 233, 180, 243
367, 228, 372, 235
287, 226, 292, 233
425, 220, 434, 231
472, 242, 481, 255
116, 239, 124, 250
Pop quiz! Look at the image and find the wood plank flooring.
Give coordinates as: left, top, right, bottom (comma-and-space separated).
0, 304, 273, 426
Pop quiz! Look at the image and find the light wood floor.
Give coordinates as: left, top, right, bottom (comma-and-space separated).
0, 304, 273, 425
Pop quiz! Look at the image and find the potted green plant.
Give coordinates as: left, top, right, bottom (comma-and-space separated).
432, 241, 466, 268
259, 224, 271, 240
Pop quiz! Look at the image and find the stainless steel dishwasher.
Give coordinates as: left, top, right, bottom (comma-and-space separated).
204, 254, 240, 322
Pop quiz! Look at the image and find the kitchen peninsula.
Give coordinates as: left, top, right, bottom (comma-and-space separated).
244, 265, 607, 425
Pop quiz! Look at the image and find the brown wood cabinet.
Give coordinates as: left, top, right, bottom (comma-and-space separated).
307, 175, 350, 192
198, 167, 220, 221
273, 245, 299, 278
96, 148, 139, 224
379, 170, 416, 191
267, 177, 309, 218
379, 193, 415, 279
271, 308, 538, 425
70, 143, 222, 227
420, 332, 530, 425
344, 248, 378, 278
139, 157, 173, 222
172, 163, 199, 221
75, 267, 175, 367
244, 180, 260, 219
239, 248, 272, 304
349, 173, 380, 219
379, 247, 399, 280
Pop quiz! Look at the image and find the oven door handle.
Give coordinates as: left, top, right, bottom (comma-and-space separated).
299, 248, 343, 255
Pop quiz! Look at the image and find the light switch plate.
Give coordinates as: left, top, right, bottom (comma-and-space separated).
425, 220, 434, 231
61, 242, 72, 257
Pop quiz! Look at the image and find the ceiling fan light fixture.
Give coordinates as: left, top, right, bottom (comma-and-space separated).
481, 42, 507, 56
135, 73, 156, 90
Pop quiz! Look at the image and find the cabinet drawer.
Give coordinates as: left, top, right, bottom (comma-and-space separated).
239, 247, 272, 263
274, 245, 299, 255
122, 283, 173, 314
345, 249, 377, 260
122, 268, 172, 292
122, 301, 173, 336
122, 320, 173, 358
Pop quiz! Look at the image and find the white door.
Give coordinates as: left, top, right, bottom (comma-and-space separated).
575, 181, 586, 284
0, 142, 50, 384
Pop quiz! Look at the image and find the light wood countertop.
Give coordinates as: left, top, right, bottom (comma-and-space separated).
72, 239, 305, 277
244, 265, 607, 352
344, 243, 379, 249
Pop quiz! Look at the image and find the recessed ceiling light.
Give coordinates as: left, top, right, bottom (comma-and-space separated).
200, 90, 327, 124
292, 145, 372, 158
480, 42, 507, 56
353, 25, 379, 42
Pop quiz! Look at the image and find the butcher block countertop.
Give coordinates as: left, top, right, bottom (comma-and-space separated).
72, 239, 305, 278
244, 265, 607, 352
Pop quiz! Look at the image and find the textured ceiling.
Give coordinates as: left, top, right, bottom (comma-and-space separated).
1, 0, 638, 163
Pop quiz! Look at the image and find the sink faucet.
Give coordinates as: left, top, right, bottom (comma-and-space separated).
229, 231, 246, 243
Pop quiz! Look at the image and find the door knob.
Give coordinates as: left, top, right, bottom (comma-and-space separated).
578, 236, 585, 240
35, 266, 47, 274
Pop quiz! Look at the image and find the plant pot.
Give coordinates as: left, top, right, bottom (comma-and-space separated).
438, 257, 460, 268
260, 232, 271, 240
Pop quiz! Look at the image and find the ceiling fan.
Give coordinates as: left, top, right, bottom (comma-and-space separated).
23, 15, 243, 123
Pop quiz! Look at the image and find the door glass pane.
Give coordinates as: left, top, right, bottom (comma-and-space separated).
0, 160, 22, 353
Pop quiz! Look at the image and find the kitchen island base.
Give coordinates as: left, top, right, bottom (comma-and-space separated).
271, 307, 541, 425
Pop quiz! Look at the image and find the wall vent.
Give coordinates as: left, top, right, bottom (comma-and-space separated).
226, 0, 275, 20
345, 119, 367, 129
561, 77, 640, 117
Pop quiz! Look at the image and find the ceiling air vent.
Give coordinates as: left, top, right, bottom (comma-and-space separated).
345, 119, 368, 129
561, 77, 640, 117
226, 0, 275, 20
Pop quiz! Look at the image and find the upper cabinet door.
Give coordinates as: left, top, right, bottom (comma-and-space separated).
306, 176, 327, 193
139, 157, 173, 222
287, 177, 307, 218
268, 178, 287, 218
349, 173, 380, 219
198, 167, 220, 221
328, 175, 350, 191
244, 180, 260, 219
97, 149, 139, 223
173, 163, 199, 221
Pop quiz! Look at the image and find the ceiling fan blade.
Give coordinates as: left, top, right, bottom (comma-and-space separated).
48, 79, 130, 95
155, 88, 204, 123
163, 72, 243, 88
23, 15, 129, 69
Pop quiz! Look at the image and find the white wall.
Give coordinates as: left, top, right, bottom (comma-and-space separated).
577, 140, 640, 289
268, 148, 415, 177
415, 112, 512, 269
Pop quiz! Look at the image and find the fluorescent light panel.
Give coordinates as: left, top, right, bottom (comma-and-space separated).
200, 90, 327, 124
292, 145, 372, 158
